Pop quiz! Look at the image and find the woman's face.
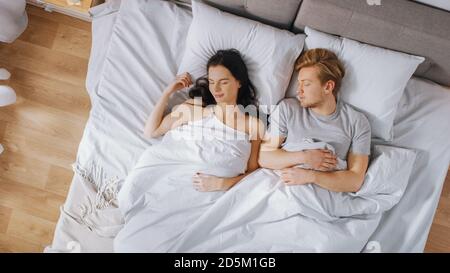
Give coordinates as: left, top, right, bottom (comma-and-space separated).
208, 65, 241, 105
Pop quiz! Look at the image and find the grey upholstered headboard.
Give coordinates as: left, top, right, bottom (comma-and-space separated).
176, 0, 450, 87
292, 0, 450, 87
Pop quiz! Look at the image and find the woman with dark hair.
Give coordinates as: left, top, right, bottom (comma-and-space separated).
188, 48, 257, 108
143, 49, 264, 192
115, 49, 264, 252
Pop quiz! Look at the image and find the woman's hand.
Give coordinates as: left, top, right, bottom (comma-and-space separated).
192, 173, 230, 192
279, 167, 314, 186
302, 149, 337, 171
165, 72, 193, 95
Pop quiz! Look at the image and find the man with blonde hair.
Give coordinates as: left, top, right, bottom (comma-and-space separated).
259, 48, 371, 193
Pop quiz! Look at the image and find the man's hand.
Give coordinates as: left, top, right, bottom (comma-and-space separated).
192, 173, 229, 192
302, 149, 337, 171
279, 167, 315, 186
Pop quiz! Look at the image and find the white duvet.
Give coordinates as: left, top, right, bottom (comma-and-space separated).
115, 124, 416, 252
115, 113, 252, 252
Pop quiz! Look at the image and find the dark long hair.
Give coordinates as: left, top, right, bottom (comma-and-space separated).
188, 49, 257, 108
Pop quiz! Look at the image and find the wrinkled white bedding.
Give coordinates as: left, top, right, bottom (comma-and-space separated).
114, 113, 252, 252
368, 77, 450, 252
78, 0, 192, 182
46, 0, 193, 252
115, 134, 416, 252
48, 0, 450, 253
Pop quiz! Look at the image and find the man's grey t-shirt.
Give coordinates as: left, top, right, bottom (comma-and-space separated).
268, 98, 371, 160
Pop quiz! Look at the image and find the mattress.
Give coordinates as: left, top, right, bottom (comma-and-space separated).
413, 0, 450, 12
79, 0, 192, 181
51, 0, 450, 252
368, 77, 450, 252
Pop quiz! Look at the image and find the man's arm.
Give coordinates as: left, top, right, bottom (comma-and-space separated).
259, 135, 302, 169
259, 134, 337, 170
312, 152, 369, 192
280, 152, 368, 192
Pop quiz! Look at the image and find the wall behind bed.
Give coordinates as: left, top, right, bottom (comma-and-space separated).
175, 0, 450, 87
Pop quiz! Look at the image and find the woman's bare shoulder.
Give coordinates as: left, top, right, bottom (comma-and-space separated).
173, 98, 200, 111
172, 98, 207, 121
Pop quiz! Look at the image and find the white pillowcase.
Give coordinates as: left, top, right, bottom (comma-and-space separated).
177, 0, 305, 113
294, 27, 425, 141
324, 145, 416, 218
336, 145, 416, 217
359, 145, 416, 195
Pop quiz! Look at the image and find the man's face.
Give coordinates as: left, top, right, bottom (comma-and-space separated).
297, 66, 328, 108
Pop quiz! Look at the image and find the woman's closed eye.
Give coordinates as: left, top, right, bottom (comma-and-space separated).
209, 82, 229, 88
209, 80, 229, 84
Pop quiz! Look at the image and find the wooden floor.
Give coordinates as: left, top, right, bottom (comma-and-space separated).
0, 5, 91, 252
0, 5, 449, 253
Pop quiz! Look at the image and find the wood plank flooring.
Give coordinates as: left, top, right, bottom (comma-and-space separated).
0, 5, 90, 252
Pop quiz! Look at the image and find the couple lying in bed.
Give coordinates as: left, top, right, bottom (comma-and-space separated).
114, 48, 371, 252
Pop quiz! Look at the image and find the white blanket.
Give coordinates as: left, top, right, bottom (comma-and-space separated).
115, 129, 416, 252
115, 113, 252, 252
168, 146, 416, 253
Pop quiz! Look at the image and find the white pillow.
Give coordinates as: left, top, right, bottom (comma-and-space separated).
324, 145, 416, 218
177, 0, 305, 113
293, 27, 425, 141
358, 145, 416, 196
339, 145, 416, 216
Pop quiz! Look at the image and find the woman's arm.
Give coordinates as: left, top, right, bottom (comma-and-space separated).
221, 137, 261, 188
192, 118, 264, 192
192, 140, 261, 192
143, 73, 193, 138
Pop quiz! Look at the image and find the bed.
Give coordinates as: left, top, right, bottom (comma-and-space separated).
45, 0, 450, 252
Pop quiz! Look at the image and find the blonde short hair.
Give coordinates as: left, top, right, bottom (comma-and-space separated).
295, 48, 345, 97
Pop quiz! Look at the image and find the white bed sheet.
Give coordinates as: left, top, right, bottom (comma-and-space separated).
368, 77, 450, 252
47, 0, 193, 252
79, 0, 192, 182
73, 0, 450, 252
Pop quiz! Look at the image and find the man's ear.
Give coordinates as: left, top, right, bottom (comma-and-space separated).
324, 80, 335, 95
